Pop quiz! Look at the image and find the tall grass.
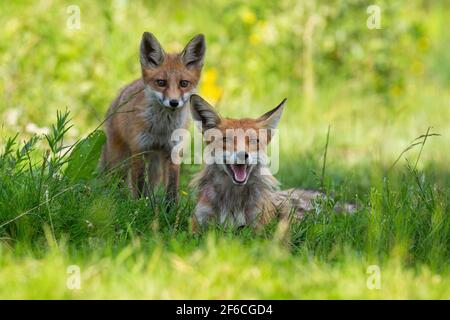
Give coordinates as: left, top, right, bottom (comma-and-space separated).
0, 110, 448, 298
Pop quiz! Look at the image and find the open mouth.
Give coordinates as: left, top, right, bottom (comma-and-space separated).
226, 164, 248, 184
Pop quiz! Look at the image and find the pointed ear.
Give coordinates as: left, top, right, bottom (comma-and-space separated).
258, 98, 287, 130
190, 94, 220, 131
181, 34, 206, 69
140, 32, 165, 69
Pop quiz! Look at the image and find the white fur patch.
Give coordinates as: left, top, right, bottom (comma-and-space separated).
195, 201, 214, 225
144, 86, 164, 105
145, 86, 194, 110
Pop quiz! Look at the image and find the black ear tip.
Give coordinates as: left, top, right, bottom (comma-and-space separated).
142, 32, 153, 43
278, 98, 287, 107
192, 34, 205, 46
190, 94, 200, 104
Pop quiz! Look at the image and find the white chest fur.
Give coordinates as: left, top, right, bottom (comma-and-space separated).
136, 103, 189, 153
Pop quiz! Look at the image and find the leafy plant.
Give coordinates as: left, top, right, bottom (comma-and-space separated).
65, 130, 106, 182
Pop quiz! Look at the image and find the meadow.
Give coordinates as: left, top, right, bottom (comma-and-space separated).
0, 0, 449, 299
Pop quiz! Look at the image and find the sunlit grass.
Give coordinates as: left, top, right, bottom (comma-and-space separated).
1, 236, 449, 299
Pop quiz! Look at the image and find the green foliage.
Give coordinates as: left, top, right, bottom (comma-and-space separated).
0, 111, 448, 298
65, 130, 105, 182
0, 0, 449, 299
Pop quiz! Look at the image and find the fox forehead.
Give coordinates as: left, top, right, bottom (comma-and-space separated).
142, 54, 201, 82
217, 118, 264, 132
201, 118, 277, 152
204, 118, 269, 150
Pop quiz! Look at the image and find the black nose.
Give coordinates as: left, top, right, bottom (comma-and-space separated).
169, 99, 179, 107
236, 151, 249, 164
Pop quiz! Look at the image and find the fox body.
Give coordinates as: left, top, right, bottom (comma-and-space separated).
189, 95, 292, 228
189, 95, 355, 229
101, 33, 206, 201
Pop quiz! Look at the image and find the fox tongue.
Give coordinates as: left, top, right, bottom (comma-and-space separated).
230, 164, 247, 182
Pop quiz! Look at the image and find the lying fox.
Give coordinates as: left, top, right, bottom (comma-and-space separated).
101, 33, 206, 202
189, 95, 355, 229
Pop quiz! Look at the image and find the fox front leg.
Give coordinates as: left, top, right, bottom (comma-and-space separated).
144, 152, 163, 196
163, 152, 180, 208
191, 194, 215, 232
129, 157, 145, 198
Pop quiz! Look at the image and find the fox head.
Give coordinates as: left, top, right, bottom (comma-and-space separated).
140, 32, 206, 110
190, 94, 287, 186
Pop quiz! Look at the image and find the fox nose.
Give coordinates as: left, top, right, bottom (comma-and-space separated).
236, 151, 249, 164
169, 99, 179, 107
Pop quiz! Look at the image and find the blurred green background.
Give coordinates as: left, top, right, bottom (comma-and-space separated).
0, 0, 449, 299
1, 0, 449, 188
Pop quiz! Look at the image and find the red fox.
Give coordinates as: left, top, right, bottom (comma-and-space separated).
189, 95, 355, 229
101, 33, 206, 203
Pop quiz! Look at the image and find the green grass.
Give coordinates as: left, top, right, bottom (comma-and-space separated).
0, 0, 449, 299
0, 113, 448, 299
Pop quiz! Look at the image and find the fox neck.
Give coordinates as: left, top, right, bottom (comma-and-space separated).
135, 85, 190, 153
141, 85, 190, 124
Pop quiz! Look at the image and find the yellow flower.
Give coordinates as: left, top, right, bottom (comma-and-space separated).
418, 37, 429, 51
389, 85, 402, 96
251, 20, 278, 45
250, 33, 261, 45
411, 60, 424, 75
200, 68, 223, 103
240, 8, 257, 25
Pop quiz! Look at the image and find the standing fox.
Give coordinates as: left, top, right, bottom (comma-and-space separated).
101, 33, 206, 202
189, 95, 355, 229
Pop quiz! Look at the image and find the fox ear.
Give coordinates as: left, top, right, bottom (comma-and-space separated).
140, 32, 165, 69
190, 94, 220, 131
181, 34, 206, 69
258, 98, 287, 130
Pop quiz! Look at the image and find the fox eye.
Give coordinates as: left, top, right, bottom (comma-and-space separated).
180, 80, 190, 88
156, 79, 167, 87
